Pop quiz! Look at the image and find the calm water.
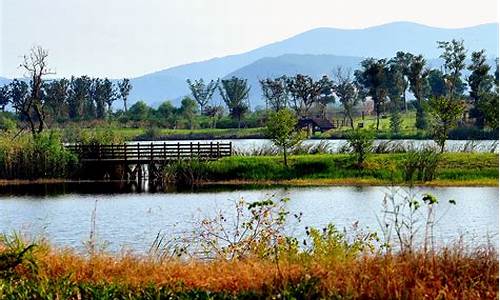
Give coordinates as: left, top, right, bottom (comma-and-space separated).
0, 184, 497, 252
137, 139, 499, 154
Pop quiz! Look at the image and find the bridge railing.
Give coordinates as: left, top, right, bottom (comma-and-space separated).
65, 142, 232, 161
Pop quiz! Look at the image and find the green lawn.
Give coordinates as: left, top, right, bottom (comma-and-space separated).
202, 152, 498, 186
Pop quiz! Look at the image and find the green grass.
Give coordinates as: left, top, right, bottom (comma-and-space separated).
203, 153, 498, 185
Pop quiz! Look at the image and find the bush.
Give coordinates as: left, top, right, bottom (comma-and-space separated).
346, 129, 375, 167
401, 148, 441, 183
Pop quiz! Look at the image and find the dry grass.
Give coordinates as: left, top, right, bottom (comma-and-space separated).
4, 243, 497, 299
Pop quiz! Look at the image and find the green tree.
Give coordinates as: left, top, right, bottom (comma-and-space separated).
128, 100, 150, 121
43, 78, 69, 123
346, 129, 375, 168
389, 51, 414, 112
477, 91, 499, 129
386, 64, 406, 135
426, 69, 447, 98
355, 58, 388, 131
187, 78, 219, 113
118, 78, 132, 113
91, 78, 104, 119
9, 80, 29, 116
259, 76, 288, 111
0, 85, 10, 111
468, 50, 494, 128
427, 97, 465, 153
437, 39, 467, 98
408, 55, 429, 130
265, 109, 305, 166
179, 96, 199, 129
316, 75, 335, 118
333, 67, 358, 129
156, 100, 177, 127
67, 76, 92, 121
102, 78, 117, 118
219, 77, 250, 129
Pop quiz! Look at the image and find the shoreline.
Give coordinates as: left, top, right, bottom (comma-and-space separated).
0, 178, 497, 188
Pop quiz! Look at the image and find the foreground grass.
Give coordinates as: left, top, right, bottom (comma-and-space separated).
0, 243, 497, 299
203, 153, 498, 186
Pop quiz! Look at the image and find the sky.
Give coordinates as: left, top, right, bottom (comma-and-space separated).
1, 0, 498, 79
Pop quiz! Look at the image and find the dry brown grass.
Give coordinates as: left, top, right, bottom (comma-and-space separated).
9, 244, 497, 299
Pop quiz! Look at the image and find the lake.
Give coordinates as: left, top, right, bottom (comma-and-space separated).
0, 183, 497, 253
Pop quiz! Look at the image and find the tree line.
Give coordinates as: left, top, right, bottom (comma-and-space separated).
1, 40, 498, 137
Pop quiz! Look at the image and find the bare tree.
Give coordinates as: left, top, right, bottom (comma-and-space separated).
187, 78, 219, 113
334, 67, 359, 129
20, 46, 54, 135
259, 76, 288, 111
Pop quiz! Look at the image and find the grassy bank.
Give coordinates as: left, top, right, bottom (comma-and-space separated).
1, 245, 496, 299
199, 153, 498, 186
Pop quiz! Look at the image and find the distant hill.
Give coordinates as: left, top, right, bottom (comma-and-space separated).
1, 22, 498, 108
127, 22, 498, 107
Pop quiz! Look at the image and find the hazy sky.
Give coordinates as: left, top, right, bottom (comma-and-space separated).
1, 0, 498, 78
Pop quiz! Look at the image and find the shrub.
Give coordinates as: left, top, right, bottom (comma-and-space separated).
346, 129, 375, 167
401, 148, 441, 183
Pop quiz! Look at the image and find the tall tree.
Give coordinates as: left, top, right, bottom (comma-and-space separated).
67, 76, 92, 121
21, 46, 54, 135
259, 76, 288, 111
316, 75, 335, 118
219, 77, 250, 129
0, 85, 10, 112
389, 51, 413, 112
437, 39, 467, 98
118, 78, 132, 113
102, 78, 117, 117
386, 64, 406, 135
43, 78, 69, 123
91, 78, 104, 119
187, 78, 219, 113
333, 68, 359, 129
408, 55, 429, 130
467, 50, 494, 128
354, 58, 388, 131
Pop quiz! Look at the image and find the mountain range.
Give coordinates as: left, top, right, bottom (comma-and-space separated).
2, 22, 499, 108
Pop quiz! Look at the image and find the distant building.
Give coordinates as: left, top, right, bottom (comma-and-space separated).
298, 116, 334, 135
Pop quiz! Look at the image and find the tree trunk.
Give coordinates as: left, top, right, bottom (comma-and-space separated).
283, 147, 288, 167
349, 115, 354, 129
124, 99, 128, 113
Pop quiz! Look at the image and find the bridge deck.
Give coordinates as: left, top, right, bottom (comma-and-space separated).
65, 142, 232, 163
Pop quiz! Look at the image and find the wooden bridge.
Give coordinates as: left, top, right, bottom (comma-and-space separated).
65, 142, 232, 181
